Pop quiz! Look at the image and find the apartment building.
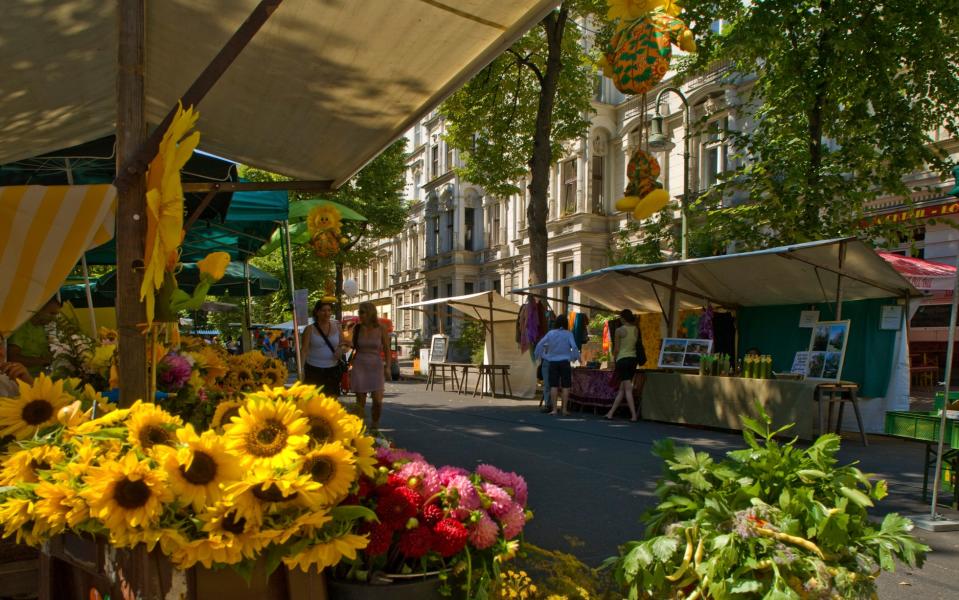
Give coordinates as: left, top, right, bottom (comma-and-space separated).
346, 64, 959, 355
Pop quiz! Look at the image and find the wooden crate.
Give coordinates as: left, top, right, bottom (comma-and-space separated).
40, 535, 327, 600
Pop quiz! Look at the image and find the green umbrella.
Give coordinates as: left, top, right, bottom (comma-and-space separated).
84, 262, 281, 303
259, 199, 366, 256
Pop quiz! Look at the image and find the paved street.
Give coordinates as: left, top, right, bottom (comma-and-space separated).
373, 379, 959, 599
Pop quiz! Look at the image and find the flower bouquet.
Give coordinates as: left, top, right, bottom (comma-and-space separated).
0, 382, 377, 582
330, 444, 531, 599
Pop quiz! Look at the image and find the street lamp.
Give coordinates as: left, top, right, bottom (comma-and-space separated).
647, 87, 691, 260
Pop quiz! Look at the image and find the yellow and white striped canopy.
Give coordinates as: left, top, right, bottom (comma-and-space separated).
0, 185, 116, 336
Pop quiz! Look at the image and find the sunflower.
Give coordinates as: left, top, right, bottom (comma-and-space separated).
211, 400, 243, 430
0, 374, 73, 440
193, 502, 276, 566
191, 345, 229, 384
162, 425, 241, 511
223, 466, 321, 525
274, 510, 332, 545
282, 532, 369, 572
72, 406, 131, 435
126, 401, 182, 452
223, 396, 309, 470
82, 450, 172, 531
261, 362, 288, 388
0, 497, 38, 545
234, 365, 256, 392
296, 393, 351, 446
299, 442, 356, 506
33, 480, 87, 535
344, 421, 377, 478
0, 444, 64, 485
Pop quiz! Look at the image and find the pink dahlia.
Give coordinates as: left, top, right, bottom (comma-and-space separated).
481, 482, 513, 518
396, 460, 442, 497
437, 465, 470, 485
446, 475, 481, 518
375, 446, 425, 465
476, 463, 527, 506
157, 352, 192, 392
432, 518, 469, 557
376, 486, 422, 529
398, 526, 434, 558
468, 511, 499, 550
499, 502, 527, 540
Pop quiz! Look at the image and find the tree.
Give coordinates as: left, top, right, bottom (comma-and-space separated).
442, 1, 603, 285
677, 0, 959, 251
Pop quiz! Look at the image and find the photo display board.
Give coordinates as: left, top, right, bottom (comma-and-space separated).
806, 320, 850, 381
658, 338, 714, 370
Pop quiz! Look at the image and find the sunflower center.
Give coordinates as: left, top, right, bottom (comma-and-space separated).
113, 477, 151, 509
251, 483, 298, 503
179, 451, 218, 485
220, 406, 241, 425
308, 417, 334, 444
304, 456, 335, 484
247, 419, 288, 457
221, 510, 247, 535
29, 459, 51, 473
139, 425, 172, 449
21, 399, 54, 425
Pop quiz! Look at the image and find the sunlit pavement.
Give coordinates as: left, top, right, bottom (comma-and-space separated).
359, 380, 959, 599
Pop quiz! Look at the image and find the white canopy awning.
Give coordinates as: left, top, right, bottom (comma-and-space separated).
398, 290, 520, 322
1, 0, 557, 186
514, 238, 920, 313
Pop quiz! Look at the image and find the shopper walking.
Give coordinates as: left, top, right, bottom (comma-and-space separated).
349, 302, 391, 430
301, 301, 346, 396
605, 309, 641, 421
533, 315, 580, 416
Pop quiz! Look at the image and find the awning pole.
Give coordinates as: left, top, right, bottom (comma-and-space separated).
283, 220, 304, 381
243, 261, 254, 352
80, 256, 98, 334
835, 241, 846, 320
488, 291, 495, 367
929, 254, 959, 518
667, 267, 679, 336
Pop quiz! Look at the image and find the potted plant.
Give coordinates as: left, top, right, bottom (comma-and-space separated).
329, 444, 530, 599
605, 407, 929, 599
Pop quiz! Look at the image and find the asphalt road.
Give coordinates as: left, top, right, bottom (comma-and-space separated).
372, 380, 959, 599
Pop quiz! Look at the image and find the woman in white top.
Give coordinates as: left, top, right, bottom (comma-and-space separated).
300, 301, 347, 396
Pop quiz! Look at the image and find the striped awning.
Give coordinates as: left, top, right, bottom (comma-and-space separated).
0, 185, 116, 336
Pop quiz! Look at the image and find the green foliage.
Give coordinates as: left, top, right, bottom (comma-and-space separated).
606, 405, 929, 599
672, 0, 959, 250
455, 319, 487, 364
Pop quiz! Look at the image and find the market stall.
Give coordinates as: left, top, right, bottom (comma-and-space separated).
515, 238, 920, 436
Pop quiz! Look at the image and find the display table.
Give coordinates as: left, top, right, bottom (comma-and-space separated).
570, 368, 618, 410
642, 372, 820, 439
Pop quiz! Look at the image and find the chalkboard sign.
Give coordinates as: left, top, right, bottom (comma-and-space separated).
429, 334, 449, 364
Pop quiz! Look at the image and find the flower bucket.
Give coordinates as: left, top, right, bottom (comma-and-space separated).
327, 572, 445, 600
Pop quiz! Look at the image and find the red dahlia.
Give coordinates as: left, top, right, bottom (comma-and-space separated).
422, 502, 444, 526
376, 486, 422, 528
366, 523, 394, 556
432, 517, 469, 557
398, 526, 434, 558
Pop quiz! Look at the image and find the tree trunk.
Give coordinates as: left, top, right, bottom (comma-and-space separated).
334, 261, 344, 321
525, 7, 568, 285
802, 0, 832, 235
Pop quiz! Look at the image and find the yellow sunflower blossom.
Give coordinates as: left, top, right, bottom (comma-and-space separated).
161, 424, 242, 511
0, 497, 38, 545
296, 391, 352, 446
282, 532, 369, 572
140, 102, 200, 326
126, 401, 182, 453
0, 374, 73, 440
211, 400, 243, 430
299, 441, 357, 507
273, 510, 332, 546
189, 502, 277, 567
342, 415, 377, 477
223, 395, 309, 470
224, 465, 322, 524
0, 444, 64, 485
81, 450, 172, 531
34, 480, 88, 535
191, 345, 229, 384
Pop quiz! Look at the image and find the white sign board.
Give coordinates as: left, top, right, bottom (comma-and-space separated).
429, 334, 449, 364
799, 310, 820, 328
880, 305, 903, 330
791, 351, 809, 375
293, 289, 310, 327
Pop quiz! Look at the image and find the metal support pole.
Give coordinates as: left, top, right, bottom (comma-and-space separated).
243, 261, 254, 352
835, 242, 846, 320
653, 87, 691, 260
64, 157, 99, 335
488, 292, 495, 367
283, 220, 304, 381
667, 267, 679, 337
930, 254, 959, 517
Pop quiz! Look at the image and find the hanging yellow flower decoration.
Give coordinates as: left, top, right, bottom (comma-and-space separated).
196, 251, 230, 282
607, 0, 681, 22
140, 102, 200, 326
308, 204, 344, 258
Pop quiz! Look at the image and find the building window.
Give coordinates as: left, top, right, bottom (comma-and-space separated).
413, 172, 422, 201
560, 261, 574, 314
382, 262, 389, 289
431, 216, 440, 256
710, 19, 726, 34
492, 279, 501, 294
892, 227, 927, 259
492, 204, 501, 246
445, 143, 454, 173
701, 116, 729, 190
591, 155, 604, 214
465, 207, 475, 251
562, 159, 577, 215
431, 145, 439, 178
445, 209, 454, 252
412, 292, 420, 330
371, 263, 378, 291
465, 281, 474, 295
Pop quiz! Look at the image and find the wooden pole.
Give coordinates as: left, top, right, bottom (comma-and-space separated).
667, 267, 679, 337
835, 241, 846, 320
283, 221, 304, 381
488, 291, 495, 366
115, 0, 148, 406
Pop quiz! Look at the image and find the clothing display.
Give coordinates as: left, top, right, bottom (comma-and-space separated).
571, 312, 589, 349
517, 297, 551, 354
698, 304, 714, 340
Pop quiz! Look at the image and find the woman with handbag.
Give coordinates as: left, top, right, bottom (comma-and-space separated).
301, 301, 347, 396
349, 301, 392, 431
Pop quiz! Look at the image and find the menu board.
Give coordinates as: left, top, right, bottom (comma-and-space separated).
429, 334, 449, 364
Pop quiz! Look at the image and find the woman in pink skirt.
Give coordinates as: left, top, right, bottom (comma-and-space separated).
349, 301, 392, 430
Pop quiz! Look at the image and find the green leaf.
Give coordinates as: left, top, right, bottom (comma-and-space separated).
839, 486, 874, 508
650, 536, 680, 562
873, 479, 889, 501
331, 505, 378, 522
731, 580, 763, 594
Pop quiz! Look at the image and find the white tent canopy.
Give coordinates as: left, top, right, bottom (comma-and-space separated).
398, 291, 536, 399
514, 238, 920, 313
1, 0, 558, 186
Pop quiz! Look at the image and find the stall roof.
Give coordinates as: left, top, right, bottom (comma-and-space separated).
515, 238, 920, 313
398, 290, 520, 323
877, 251, 955, 292
1, 0, 558, 186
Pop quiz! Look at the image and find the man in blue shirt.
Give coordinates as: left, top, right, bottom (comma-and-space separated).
533, 315, 580, 416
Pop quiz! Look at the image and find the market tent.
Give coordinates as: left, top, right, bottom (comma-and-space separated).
1, 0, 559, 186
95, 262, 281, 298
516, 238, 918, 312
877, 252, 955, 292
270, 318, 314, 332
398, 291, 536, 399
